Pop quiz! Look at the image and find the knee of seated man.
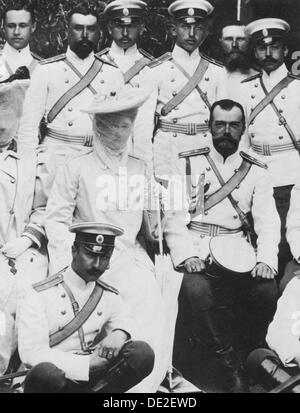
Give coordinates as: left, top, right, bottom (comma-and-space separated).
181, 273, 214, 310
24, 362, 66, 393
121, 341, 155, 379
254, 279, 278, 308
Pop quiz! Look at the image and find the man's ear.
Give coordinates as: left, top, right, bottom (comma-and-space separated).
107, 23, 113, 36
71, 244, 78, 259
139, 23, 145, 36
168, 23, 177, 38
284, 45, 289, 58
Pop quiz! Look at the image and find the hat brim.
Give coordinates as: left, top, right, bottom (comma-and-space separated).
69, 222, 124, 237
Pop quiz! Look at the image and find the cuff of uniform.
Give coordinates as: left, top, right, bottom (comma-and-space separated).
22, 225, 46, 249
171, 248, 200, 269
256, 251, 278, 274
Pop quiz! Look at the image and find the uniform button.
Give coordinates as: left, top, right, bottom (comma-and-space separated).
205, 77, 210, 81
234, 169, 239, 173
68, 107, 73, 112
65, 80, 69, 84
254, 84, 258, 88
9, 209, 14, 215
204, 212, 208, 216
205, 119, 209, 124
251, 95, 255, 99
97, 311, 102, 317
10, 178, 16, 184
61, 310, 67, 316
173, 133, 177, 138
278, 109, 283, 113
173, 119, 178, 124
170, 65, 174, 69
203, 134, 207, 138
236, 185, 240, 190
68, 122, 73, 127
278, 136, 284, 140
200, 235, 205, 239
206, 167, 211, 172
251, 133, 255, 138
100, 80, 105, 84
61, 293, 66, 298
172, 91, 177, 97
281, 95, 286, 99
171, 78, 175, 82
233, 215, 238, 219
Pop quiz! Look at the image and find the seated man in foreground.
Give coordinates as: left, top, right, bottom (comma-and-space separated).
18, 222, 154, 393
177, 99, 280, 392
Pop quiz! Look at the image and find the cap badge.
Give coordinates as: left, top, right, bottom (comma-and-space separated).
96, 235, 104, 245
123, 8, 129, 16
262, 29, 268, 37
188, 8, 195, 16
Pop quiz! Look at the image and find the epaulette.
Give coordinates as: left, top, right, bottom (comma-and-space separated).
96, 48, 110, 56
179, 147, 210, 159
201, 53, 223, 68
31, 52, 42, 61
138, 49, 154, 61
128, 152, 145, 162
241, 72, 262, 83
33, 268, 67, 292
148, 52, 172, 68
288, 71, 300, 80
96, 279, 119, 294
240, 151, 268, 169
94, 52, 118, 68
39, 53, 66, 65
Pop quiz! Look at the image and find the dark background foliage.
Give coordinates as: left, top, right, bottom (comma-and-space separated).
0, 0, 298, 60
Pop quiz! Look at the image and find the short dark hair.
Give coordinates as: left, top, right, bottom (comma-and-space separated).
209, 99, 246, 130
68, 0, 105, 24
3, 0, 36, 23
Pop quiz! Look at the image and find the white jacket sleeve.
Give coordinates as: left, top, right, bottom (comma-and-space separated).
286, 184, 300, 262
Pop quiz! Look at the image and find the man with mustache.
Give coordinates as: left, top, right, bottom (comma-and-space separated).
0, 0, 41, 81
99, 0, 157, 167
240, 18, 300, 281
219, 21, 258, 102
150, 0, 227, 180
16, 0, 124, 190
177, 99, 280, 392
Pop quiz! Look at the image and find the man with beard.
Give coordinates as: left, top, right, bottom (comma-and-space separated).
99, 0, 157, 167
240, 19, 300, 281
177, 99, 280, 392
150, 0, 227, 180
0, 0, 41, 81
219, 21, 258, 101
16, 0, 124, 190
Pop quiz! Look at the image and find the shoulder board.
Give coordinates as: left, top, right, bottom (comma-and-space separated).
96, 279, 119, 294
31, 52, 42, 61
201, 53, 223, 67
33, 268, 68, 292
148, 52, 173, 68
241, 72, 262, 83
288, 72, 300, 81
240, 151, 267, 169
179, 147, 210, 159
94, 52, 118, 68
138, 49, 154, 61
128, 152, 145, 162
96, 48, 110, 56
40, 53, 66, 65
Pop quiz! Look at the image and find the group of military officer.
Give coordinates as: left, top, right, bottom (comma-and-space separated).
0, 0, 300, 393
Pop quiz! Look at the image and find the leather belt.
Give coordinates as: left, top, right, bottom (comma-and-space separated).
189, 221, 243, 237
251, 140, 300, 156
46, 128, 93, 147
157, 120, 209, 135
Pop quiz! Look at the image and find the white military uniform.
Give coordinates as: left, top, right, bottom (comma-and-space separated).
178, 147, 280, 270
0, 43, 40, 81
152, 44, 227, 178
44, 148, 196, 392
101, 42, 157, 167
240, 63, 300, 188
267, 274, 300, 368
18, 266, 136, 382
286, 184, 300, 261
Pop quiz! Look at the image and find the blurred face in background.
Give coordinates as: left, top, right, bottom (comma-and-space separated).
220, 25, 252, 72
4, 9, 36, 50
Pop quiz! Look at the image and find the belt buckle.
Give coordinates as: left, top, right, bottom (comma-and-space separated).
84, 135, 93, 147
187, 123, 196, 135
209, 224, 219, 237
262, 144, 272, 156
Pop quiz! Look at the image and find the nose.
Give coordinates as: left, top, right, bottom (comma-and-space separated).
189, 25, 195, 38
82, 26, 87, 39
14, 25, 20, 35
266, 46, 272, 57
232, 38, 238, 48
92, 255, 101, 269
122, 26, 128, 36
225, 123, 230, 134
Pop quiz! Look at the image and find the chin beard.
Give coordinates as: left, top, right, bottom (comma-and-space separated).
72, 40, 94, 59
225, 52, 252, 73
213, 137, 239, 158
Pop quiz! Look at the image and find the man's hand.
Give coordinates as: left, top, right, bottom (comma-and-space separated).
97, 330, 129, 361
89, 349, 110, 375
183, 257, 206, 274
1, 237, 33, 259
251, 262, 275, 280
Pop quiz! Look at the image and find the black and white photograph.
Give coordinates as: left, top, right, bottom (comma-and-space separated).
0, 0, 300, 396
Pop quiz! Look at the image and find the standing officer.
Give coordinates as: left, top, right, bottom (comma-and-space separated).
0, 0, 40, 81
100, 0, 157, 167
177, 99, 280, 392
18, 222, 155, 393
151, 0, 227, 179
16, 1, 124, 189
241, 18, 300, 280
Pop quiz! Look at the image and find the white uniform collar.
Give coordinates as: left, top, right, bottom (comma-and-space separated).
65, 266, 95, 291
172, 44, 200, 62
110, 41, 138, 57
3, 42, 31, 59
66, 47, 95, 68
262, 63, 288, 84
209, 145, 241, 166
